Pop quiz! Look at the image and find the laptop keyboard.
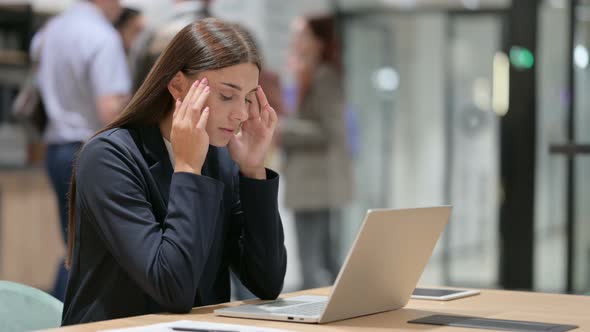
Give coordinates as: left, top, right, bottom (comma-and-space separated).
274, 301, 327, 317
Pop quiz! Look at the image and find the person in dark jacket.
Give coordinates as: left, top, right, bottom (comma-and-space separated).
61, 18, 286, 325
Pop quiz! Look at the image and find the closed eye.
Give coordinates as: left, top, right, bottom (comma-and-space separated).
220, 93, 252, 105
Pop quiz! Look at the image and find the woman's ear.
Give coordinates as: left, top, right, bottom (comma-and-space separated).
167, 71, 187, 101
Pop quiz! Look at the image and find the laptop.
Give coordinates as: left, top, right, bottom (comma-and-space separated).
214, 206, 451, 324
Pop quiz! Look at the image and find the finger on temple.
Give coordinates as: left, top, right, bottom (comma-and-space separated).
191, 86, 210, 127
196, 107, 210, 129
179, 80, 200, 121
256, 85, 270, 109
248, 97, 260, 119
190, 78, 208, 106
261, 106, 270, 124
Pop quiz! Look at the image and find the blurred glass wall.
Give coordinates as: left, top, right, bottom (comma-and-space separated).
536, 0, 590, 294
573, 0, 590, 294
341, 10, 503, 289
535, 0, 569, 293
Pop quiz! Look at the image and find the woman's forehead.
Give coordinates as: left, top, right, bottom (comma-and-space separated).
200, 63, 259, 90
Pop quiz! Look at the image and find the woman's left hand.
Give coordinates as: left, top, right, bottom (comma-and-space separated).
228, 86, 278, 179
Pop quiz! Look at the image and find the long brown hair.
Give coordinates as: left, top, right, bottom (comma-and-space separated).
66, 18, 261, 268
306, 15, 341, 70
297, 15, 342, 105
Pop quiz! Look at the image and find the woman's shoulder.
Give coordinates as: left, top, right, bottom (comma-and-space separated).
83, 127, 135, 152
74, 128, 151, 200
77, 127, 139, 166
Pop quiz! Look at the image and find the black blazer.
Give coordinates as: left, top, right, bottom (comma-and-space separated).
61, 125, 287, 325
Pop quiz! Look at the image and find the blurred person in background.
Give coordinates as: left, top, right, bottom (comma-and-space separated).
61, 19, 286, 325
32, 0, 131, 301
114, 7, 145, 54
129, 0, 211, 92
280, 14, 354, 290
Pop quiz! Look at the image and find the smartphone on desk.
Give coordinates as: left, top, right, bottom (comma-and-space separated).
411, 287, 480, 301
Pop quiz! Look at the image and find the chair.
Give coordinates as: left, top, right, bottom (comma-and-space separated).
0, 280, 63, 332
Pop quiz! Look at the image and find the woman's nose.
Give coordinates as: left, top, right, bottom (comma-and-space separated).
232, 105, 249, 122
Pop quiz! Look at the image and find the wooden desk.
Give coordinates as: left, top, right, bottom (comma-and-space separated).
43, 287, 590, 331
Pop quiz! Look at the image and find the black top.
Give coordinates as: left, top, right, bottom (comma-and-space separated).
61, 125, 287, 325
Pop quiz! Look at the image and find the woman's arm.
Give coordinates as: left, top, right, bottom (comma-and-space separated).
227, 168, 287, 299
76, 137, 223, 313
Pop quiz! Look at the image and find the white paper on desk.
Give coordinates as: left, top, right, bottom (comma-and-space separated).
100, 320, 294, 332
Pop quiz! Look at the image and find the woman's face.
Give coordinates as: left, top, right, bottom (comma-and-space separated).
288, 18, 321, 77
193, 63, 259, 147
99, 0, 123, 23
119, 15, 145, 53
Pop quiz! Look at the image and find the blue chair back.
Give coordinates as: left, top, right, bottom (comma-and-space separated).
0, 280, 63, 332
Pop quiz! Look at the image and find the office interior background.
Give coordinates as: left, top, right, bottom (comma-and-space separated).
0, 0, 588, 298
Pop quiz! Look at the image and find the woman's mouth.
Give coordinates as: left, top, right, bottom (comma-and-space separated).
219, 128, 235, 136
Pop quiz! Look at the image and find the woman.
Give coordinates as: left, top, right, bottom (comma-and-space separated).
281, 15, 354, 290
114, 7, 145, 54
62, 18, 286, 325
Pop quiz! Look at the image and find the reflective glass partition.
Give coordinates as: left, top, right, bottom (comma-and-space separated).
535, 0, 569, 293
341, 9, 504, 288
339, 1, 588, 293
536, 0, 590, 294
573, 0, 590, 294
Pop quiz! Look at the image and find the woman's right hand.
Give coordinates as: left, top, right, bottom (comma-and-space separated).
171, 78, 211, 175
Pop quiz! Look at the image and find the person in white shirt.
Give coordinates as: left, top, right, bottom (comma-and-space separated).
33, 0, 131, 301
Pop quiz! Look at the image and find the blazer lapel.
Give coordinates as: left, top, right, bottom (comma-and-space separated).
137, 125, 221, 207
138, 125, 173, 206
202, 145, 219, 180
